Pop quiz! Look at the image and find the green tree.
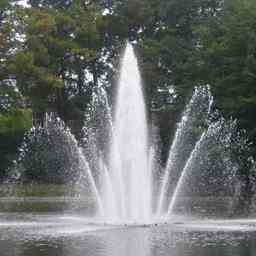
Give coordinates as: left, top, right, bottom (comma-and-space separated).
197, 0, 256, 149
0, 1, 32, 178
10, 3, 102, 124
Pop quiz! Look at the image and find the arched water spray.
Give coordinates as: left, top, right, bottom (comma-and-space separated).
81, 82, 114, 217
167, 118, 240, 217
76, 147, 104, 216
11, 114, 104, 215
167, 132, 207, 216
156, 87, 213, 217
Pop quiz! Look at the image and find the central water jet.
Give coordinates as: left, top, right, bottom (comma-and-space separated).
104, 43, 152, 222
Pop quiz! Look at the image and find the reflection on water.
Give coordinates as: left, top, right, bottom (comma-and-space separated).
0, 217, 256, 256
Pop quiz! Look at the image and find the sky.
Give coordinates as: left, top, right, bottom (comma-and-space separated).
18, 0, 30, 7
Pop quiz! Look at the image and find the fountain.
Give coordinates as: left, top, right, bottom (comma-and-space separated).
2, 42, 256, 256
104, 43, 151, 222
9, 42, 253, 225
156, 86, 213, 217
79, 43, 245, 223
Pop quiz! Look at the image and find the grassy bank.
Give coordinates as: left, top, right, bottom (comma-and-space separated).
0, 183, 95, 212
0, 183, 75, 197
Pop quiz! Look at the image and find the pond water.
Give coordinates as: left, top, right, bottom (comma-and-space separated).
6, 43, 255, 256
0, 213, 256, 256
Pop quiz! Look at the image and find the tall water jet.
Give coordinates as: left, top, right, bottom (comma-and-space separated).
106, 43, 151, 222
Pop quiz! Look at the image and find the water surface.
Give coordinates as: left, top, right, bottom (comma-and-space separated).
0, 213, 256, 256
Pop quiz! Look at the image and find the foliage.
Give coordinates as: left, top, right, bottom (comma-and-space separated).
0, 0, 256, 202
0, 108, 32, 134
0, 109, 32, 180
195, 0, 256, 151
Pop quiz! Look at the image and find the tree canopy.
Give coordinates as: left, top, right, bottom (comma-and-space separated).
0, 0, 256, 185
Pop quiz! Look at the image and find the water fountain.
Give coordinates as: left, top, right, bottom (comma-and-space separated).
77, 43, 246, 223
7, 42, 253, 225
1, 42, 256, 256
103, 43, 151, 222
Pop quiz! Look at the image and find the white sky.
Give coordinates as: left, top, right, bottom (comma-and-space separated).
18, 0, 30, 7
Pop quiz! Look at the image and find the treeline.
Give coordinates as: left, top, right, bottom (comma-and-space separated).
1, 0, 256, 178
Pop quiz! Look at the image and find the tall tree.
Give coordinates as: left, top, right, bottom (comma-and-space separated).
10, 2, 106, 125
0, 0, 32, 179
196, 0, 256, 150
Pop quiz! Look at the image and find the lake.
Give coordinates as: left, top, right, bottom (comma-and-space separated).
0, 212, 256, 256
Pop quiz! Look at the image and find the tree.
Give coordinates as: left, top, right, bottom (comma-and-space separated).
196, 0, 256, 152
0, 1, 32, 179
10, 3, 103, 124
135, 0, 224, 107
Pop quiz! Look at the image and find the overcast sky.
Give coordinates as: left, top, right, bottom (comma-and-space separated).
18, 0, 30, 7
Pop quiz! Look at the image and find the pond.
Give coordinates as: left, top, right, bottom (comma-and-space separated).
0, 212, 256, 256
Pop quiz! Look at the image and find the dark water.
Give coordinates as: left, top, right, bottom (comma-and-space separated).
0, 214, 256, 256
